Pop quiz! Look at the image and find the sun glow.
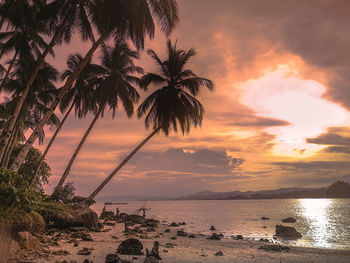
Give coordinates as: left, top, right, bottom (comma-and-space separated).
239, 66, 350, 157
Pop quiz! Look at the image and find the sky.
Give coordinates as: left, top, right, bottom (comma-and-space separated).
27, 0, 350, 197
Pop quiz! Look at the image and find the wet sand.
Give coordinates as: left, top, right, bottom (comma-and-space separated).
37, 222, 350, 263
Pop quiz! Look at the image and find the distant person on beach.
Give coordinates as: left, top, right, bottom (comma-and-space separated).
116, 207, 119, 216
102, 206, 106, 213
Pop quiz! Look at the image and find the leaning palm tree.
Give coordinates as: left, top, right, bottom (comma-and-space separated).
30, 53, 105, 185
10, 0, 179, 172
0, 0, 97, 164
55, 40, 142, 191
88, 39, 214, 200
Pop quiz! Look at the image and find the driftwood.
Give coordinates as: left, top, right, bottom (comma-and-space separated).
135, 205, 151, 217
145, 241, 161, 260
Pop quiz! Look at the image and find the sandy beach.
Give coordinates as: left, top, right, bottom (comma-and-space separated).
29, 221, 350, 263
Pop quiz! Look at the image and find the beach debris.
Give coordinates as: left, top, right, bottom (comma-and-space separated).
117, 238, 143, 255
282, 217, 297, 223
163, 249, 168, 253
215, 251, 224, 256
275, 225, 302, 240
154, 233, 163, 238
83, 260, 94, 263
176, 230, 188, 237
17, 231, 41, 251
146, 227, 156, 232
74, 242, 79, 247
78, 247, 92, 255
147, 241, 161, 260
164, 229, 171, 233
259, 244, 290, 252
188, 234, 195, 238
179, 222, 186, 225
170, 236, 177, 240
261, 217, 270, 220
207, 233, 221, 240
169, 222, 179, 227
209, 225, 216, 231
111, 235, 119, 239
135, 205, 151, 217
105, 253, 131, 263
143, 256, 159, 263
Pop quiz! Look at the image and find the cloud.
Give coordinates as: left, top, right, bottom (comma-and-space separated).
307, 133, 350, 146
125, 147, 245, 175
273, 161, 350, 170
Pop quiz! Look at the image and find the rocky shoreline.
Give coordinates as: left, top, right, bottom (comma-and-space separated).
9, 208, 350, 263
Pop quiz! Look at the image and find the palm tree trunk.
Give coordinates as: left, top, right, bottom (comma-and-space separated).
87, 127, 161, 201
10, 32, 110, 172
0, 48, 19, 90
0, 10, 74, 166
2, 127, 19, 168
55, 106, 103, 190
29, 101, 75, 185
1, 122, 17, 166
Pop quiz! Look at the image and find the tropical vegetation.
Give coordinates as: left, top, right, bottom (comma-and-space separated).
0, 2, 214, 248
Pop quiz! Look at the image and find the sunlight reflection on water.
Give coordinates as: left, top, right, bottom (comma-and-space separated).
93, 198, 350, 249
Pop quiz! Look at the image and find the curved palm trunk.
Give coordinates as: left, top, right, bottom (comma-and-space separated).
10, 32, 109, 172
29, 101, 75, 185
55, 107, 103, 190
0, 10, 74, 166
2, 127, 19, 168
87, 127, 161, 201
0, 48, 19, 90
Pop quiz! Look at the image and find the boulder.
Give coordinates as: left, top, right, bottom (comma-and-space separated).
78, 247, 92, 255
209, 225, 216, 231
100, 211, 115, 220
127, 214, 145, 224
275, 225, 302, 240
176, 230, 188, 237
215, 251, 224, 256
17, 231, 41, 251
207, 233, 221, 240
188, 234, 195, 238
164, 229, 171, 233
37, 202, 98, 230
261, 217, 270, 220
117, 238, 143, 255
105, 253, 132, 263
169, 222, 179, 227
282, 217, 297, 223
141, 219, 159, 228
259, 244, 290, 252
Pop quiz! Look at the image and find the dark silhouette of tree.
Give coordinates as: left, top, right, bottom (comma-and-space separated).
88, 39, 214, 201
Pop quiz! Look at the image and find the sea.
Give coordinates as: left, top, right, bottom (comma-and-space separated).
92, 199, 350, 250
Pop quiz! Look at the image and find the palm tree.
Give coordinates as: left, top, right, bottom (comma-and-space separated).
0, 57, 60, 168
0, 0, 97, 164
55, 40, 142, 191
30, 53, 105, 185
88, 39, 214, 200
0, 0, 53, 162
10, 0, 179, 172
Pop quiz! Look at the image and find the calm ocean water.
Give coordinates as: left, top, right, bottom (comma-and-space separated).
92, 199, 350, 249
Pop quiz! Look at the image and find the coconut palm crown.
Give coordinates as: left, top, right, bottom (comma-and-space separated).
138, 39, 214, 135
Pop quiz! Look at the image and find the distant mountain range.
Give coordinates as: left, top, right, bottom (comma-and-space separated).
96, 181, 350, 202
175, 181, 350, 200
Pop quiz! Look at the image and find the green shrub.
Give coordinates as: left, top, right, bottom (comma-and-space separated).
51, 181, 76, 204
0, 168, 41, 213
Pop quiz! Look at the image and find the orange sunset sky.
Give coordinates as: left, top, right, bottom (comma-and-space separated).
27, 0, 350, 197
